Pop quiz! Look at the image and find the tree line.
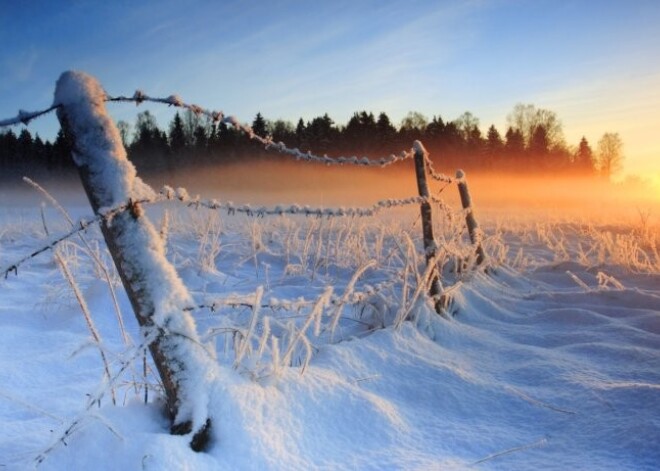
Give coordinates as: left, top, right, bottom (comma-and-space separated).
0, 103, 624, 180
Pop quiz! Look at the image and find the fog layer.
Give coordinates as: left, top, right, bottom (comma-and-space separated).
2, 161, 658, 225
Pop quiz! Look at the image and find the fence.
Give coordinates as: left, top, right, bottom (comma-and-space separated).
0, 70, 486, 454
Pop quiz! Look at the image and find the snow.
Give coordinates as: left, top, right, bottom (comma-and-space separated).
53, 71, 155, 207
0, 185, 659, 469
412, 140, 427, 155
52, 71, 215, 439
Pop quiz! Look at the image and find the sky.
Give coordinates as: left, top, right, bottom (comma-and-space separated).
1, 0, 659, 183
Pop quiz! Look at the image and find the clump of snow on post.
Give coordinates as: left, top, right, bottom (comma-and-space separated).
54, 71, 213, 435
53, 71, 155, 208
412, 140, 428, 155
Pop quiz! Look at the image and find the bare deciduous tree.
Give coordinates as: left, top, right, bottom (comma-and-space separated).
597, 132, 624, 179
506, 103, 563, 148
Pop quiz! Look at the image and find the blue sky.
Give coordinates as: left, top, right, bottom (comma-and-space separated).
1, 0, 659, 179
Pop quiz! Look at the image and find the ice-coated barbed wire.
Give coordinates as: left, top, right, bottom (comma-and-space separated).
0, 104, 61, 128
2, 91, 455, 177
424, 154, 454, 184
106, 90, 415, 167
1, 93, 411, 166
2, 217, 100, 279
158, 184, 435, 218
1, 198, 152, 279
189, 274, 402, 314
2, 181, 448, 280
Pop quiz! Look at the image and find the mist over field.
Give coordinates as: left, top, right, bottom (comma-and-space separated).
4, 159, 657, 225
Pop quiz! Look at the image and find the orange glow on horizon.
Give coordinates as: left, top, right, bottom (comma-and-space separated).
146, 161, 660, 225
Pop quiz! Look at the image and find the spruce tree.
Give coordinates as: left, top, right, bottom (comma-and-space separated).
169, 112, 187, 155
574, 136, 595, 175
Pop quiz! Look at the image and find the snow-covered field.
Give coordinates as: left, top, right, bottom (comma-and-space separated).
0, 181, 658, 471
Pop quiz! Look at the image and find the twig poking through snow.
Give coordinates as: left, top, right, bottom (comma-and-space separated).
55, 251, 117, 406
566, 270, 590, 291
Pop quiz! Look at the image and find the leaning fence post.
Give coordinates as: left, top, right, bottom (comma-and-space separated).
456, 169, 486, 266
413, 141, 446, 316
54, 71, 211, 451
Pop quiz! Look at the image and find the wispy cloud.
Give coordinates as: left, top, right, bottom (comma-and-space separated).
182, 1, 487, 122
4, 47, 39, 83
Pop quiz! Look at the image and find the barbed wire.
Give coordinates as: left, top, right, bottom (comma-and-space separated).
1, 183, 450, 280
1, 92, 413, 167
0, 104, 61, 128
424, 154, 454, 183
2, 217, 98, 279
1, 86, 459, 280
107, 91, 415, 168
189, 275, 401, 314
0, 198, 150, 279
1, 90, 459, 181
158, 185, 440, 218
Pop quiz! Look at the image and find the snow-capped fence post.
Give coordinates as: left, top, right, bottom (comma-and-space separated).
456, 169, 486, 266
413, 141, 446, 316
54, 71, 211, 451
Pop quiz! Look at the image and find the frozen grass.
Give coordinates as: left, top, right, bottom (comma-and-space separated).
0, 194, 659, 469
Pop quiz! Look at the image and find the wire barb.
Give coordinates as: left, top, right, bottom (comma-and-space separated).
0, 104, 61, 128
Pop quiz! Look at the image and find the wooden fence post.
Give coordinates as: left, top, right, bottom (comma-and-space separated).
456, 169, 486, 266
54, 71, 211, 451
413, 141, 446, 316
